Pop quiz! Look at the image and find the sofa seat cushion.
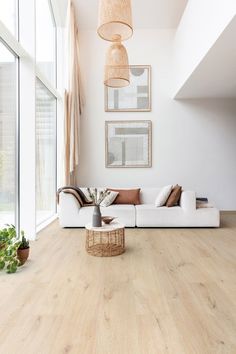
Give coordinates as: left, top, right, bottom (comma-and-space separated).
136, 204, 219, 227
77, 204, 136, 227
136, 204, 184, 227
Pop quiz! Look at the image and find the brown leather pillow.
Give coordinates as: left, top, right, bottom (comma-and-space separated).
165, 185, 182, 207
108, 188, 141, 205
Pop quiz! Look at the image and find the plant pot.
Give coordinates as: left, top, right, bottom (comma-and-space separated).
92, 205, 102, 227
17, 247, 30, 265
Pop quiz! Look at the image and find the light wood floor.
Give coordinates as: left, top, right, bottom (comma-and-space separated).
0, 212, 236, 354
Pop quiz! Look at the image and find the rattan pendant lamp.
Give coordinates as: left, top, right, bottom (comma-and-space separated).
97, 0, 133, 88
104, 39, 129, 87
97, 0, 133, 42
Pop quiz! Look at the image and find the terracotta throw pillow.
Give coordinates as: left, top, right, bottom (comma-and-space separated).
165, 185, 182, 207
108, 188, 141, 205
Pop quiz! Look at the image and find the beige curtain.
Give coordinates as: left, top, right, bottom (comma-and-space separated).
64, 0, 84, 185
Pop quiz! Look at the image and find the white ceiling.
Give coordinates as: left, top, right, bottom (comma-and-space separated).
175, 15, 236, 98
73, 0, 188, 30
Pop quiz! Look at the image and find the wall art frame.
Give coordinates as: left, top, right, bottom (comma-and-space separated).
105, 120, 152, 168
105, 65, 151, 112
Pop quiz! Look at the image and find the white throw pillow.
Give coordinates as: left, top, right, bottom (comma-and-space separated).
80, 188, 93, 202
155, 185, 173, 207
100, 191, 119, 207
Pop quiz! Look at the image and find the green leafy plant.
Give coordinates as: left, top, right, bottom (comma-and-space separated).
18, 231, 30, 250
0, 224, 21, 273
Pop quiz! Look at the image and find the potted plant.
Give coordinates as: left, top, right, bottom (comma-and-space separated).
0, 224, 21, 273
17, 231, 30, 265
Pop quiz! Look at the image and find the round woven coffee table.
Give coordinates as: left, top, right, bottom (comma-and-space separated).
85, 222, 125, 257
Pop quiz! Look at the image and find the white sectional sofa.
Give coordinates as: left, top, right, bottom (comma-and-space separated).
58, 188, 220, 228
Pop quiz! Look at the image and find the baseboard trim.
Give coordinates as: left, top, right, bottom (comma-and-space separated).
36, 214, 58, 234
220, 210, 236, 214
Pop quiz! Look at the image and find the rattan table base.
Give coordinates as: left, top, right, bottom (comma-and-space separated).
85, 223, 125, 257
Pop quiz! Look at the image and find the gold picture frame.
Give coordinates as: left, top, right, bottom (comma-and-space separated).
105, 120, 152, 168
105, 65, 152, 112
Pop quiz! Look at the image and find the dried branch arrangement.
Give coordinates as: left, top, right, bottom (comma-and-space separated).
87, 188, 111, 206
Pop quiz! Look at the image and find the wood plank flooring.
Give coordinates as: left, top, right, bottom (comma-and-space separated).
0, 212, 236, 354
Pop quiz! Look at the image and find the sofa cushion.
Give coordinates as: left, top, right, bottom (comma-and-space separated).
166, 185, 182, 207
140, 188, 161, 204
136, 204, 184, 227
135, 204, 219, 227
101, 204, 136, 227
108, 188, 141, 205
155, 185, 173, 207
80, 188, 93, 202
100, 191, 119, 207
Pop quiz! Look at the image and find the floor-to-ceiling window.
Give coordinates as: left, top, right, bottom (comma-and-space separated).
0, 0, 18, 228
0, 42, 18, 227
35, 0, 57, 226
0, 0, 63, 237
36, 79, 57, 225
0, 0, 18, 36
36, 0, 56, 86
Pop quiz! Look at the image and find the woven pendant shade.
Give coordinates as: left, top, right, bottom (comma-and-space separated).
98, 0, 133, 42
104, 41, 130, 87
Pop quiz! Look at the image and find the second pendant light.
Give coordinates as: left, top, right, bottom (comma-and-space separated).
104, 39, 130, 88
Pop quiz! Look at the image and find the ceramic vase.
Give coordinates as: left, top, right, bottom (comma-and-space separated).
92, 205, 102, 227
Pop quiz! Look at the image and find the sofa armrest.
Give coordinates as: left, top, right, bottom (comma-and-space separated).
58, 192, 81, 227
59, 191, 82, 208
180, 191, 196, 212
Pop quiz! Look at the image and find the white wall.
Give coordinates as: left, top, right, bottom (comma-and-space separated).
173, 0, 236, 96
174, 16, 236, 98
78, 29, 236, 210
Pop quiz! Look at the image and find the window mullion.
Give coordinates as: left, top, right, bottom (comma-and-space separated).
0, 20, 29, 58
35, 67, 61, 100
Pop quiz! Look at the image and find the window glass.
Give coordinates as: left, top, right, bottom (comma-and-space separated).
0, 41, 17, 227
36, 79, 56, 225
36, 0, 56, 85
0, 0, 18, 36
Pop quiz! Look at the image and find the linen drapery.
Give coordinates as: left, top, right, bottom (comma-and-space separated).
64, 0, 84, 185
